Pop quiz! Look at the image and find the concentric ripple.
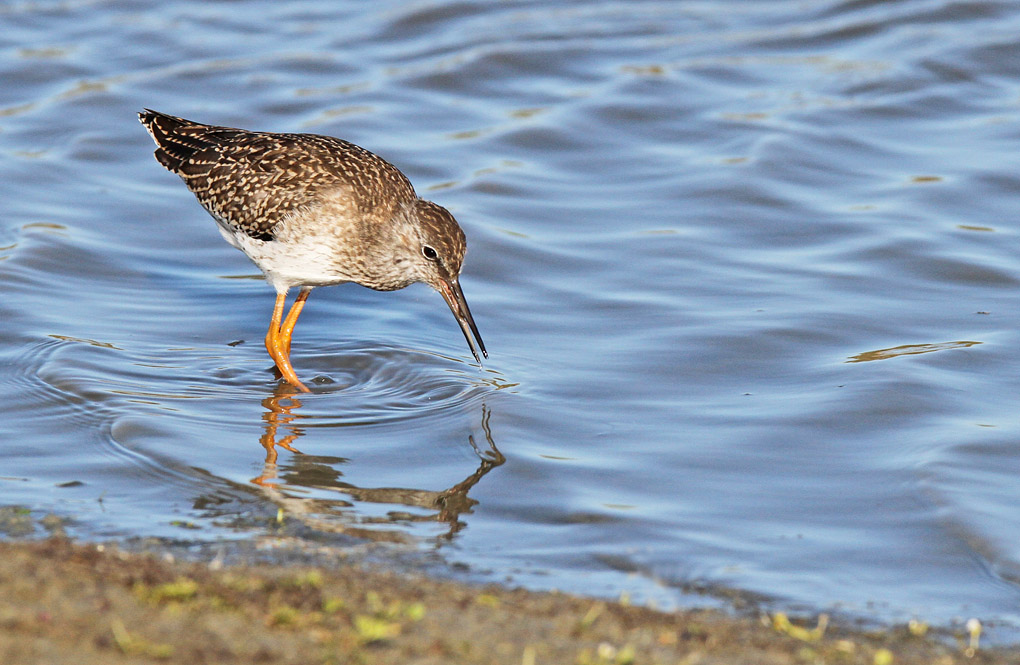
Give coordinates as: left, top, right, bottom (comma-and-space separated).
16, 329, 511, 543
4, 0, 1020, 641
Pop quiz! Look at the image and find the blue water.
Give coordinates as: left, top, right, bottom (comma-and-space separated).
2, 0, 1020, 641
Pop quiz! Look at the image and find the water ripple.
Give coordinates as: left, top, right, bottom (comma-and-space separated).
3, 0, 1020, 638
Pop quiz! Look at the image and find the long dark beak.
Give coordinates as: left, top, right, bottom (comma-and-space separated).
438, 278, 487, 363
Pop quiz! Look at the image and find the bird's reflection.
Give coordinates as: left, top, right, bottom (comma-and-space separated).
251, 383, 504, 544
253, 385, 306, 484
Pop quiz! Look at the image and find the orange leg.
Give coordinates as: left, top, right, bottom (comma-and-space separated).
264, 291, 287, 360
265, 291, 310, 392
279, 287, 310, 358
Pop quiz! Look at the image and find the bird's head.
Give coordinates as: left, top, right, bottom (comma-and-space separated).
399, 199, 487, 363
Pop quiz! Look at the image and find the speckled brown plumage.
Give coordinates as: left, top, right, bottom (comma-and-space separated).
139, 109, 486, 391
139, 109, 417, 242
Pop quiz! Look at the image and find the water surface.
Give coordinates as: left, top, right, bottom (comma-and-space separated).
2, 0, 1020, 641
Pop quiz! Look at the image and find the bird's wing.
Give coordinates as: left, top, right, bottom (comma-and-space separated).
140, 110, 416, 240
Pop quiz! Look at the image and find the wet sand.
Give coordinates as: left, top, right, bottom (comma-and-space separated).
0, 537, 1010, 665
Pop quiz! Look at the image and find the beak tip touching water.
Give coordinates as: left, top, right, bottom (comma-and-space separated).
439, 278, 487, 364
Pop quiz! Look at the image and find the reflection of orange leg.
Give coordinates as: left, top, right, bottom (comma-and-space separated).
253, 386, 305, 487
265, 291, 309, 392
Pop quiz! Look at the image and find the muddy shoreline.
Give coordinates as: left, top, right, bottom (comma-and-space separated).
0, 535, 1011, 664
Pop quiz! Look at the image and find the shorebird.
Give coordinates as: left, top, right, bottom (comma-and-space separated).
139, 109, 486, 392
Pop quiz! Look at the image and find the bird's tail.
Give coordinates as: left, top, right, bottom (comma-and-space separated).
138, 109, 237, 176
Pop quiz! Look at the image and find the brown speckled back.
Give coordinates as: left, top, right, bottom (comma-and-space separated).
139, 109, 417, 241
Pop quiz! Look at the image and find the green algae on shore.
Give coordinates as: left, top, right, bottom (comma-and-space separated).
0, 537, 1011, 665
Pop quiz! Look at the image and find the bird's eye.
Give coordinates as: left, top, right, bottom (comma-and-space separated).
422, 245, 439, 261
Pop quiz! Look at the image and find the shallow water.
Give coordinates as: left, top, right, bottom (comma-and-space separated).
3, 0, 1020, 641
